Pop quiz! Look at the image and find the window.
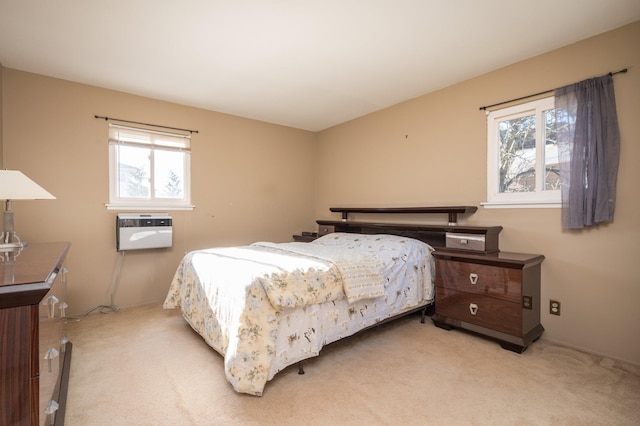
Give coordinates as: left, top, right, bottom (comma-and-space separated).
107, 124, 193, 210
484, 97, 560, 208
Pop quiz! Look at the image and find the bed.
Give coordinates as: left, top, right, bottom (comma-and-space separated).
163, 232, 435, 396
163, 206, 494, 396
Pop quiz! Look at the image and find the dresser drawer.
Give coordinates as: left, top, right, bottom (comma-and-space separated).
446, 233, 486, 251
318, 224, 335, 236
39, 297, 63, 424
435, 259, 522, 304
436, 287, 522, 336
39, 265, 69, 425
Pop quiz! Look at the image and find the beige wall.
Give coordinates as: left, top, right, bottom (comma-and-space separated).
2, 21, 638, 366
316, 21, 640, 364
1, 70, 317, 316
0, 63, 3, 167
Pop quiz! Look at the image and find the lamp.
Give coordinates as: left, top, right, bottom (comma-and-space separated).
0, 170, 55, 251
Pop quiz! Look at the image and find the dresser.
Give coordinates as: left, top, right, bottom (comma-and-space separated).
431, 250, 545, 353
0, 242, 71, 426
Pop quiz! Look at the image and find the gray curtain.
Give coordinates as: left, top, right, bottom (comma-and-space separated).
554, 74, 621, 230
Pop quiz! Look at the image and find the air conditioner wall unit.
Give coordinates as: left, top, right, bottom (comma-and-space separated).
116, 213, 172, 251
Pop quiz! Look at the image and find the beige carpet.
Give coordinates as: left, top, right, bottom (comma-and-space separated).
64, 303, 640, 425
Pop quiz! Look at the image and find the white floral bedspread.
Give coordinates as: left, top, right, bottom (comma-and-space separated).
252, 242, 385, 304
163, 233, 434, 396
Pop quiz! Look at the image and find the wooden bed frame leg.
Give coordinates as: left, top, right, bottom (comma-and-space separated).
298, 361, 305, 375
420, 307, 427, 323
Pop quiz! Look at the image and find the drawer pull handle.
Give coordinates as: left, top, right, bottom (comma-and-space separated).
469, 303, 479, 316
59, 301, 68, 318
44, 399, 59, 416
45, 347, 59, 372
44, 295, 59, 319
60, 336, 69, 352
469, 273, 479, 285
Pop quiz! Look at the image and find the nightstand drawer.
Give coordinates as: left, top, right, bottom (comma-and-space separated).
435, 259, 522, 304
436, 287, 522, 336
446, 232, 486, 251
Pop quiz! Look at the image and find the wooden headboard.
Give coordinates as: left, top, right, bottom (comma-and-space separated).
316, 206, 502, 253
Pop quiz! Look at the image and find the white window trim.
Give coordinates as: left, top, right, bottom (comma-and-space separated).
481, 201, 560, 209
105, 203, 195, 211
106, 124, 195, 211
483, 97, 560, 209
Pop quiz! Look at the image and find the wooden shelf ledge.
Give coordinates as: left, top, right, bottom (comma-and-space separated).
328, 206, 478, 225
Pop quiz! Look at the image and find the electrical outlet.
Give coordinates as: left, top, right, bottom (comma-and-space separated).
550, 300, 561, 316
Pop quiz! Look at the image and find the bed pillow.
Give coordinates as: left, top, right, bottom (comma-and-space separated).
312, 232, 434, 252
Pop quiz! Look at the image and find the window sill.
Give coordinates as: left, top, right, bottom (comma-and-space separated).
481, 201, 560, 209
106, 204, 195, 211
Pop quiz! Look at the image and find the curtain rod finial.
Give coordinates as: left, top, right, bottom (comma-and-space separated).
609, 68, 628, 76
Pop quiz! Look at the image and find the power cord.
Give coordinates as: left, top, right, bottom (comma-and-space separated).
106, 250, 125, 310
67, 251, 124, 320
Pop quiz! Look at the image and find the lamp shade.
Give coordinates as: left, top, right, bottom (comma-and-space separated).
0, 170, 55, 200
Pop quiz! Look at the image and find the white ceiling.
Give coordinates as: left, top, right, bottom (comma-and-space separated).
1, 1, 639, 132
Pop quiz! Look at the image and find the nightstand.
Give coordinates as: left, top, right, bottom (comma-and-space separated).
431, 250, 545, 353
293, 234, 318, 242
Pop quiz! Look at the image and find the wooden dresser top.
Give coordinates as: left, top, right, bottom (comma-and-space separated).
0, 242, 70, 308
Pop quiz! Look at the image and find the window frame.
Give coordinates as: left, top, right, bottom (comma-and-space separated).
106, 124, 194, 211
483, 97, 560, 209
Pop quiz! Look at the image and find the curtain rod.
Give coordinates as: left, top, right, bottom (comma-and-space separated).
478, 68, 628, 111
94, 115, 199, 134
